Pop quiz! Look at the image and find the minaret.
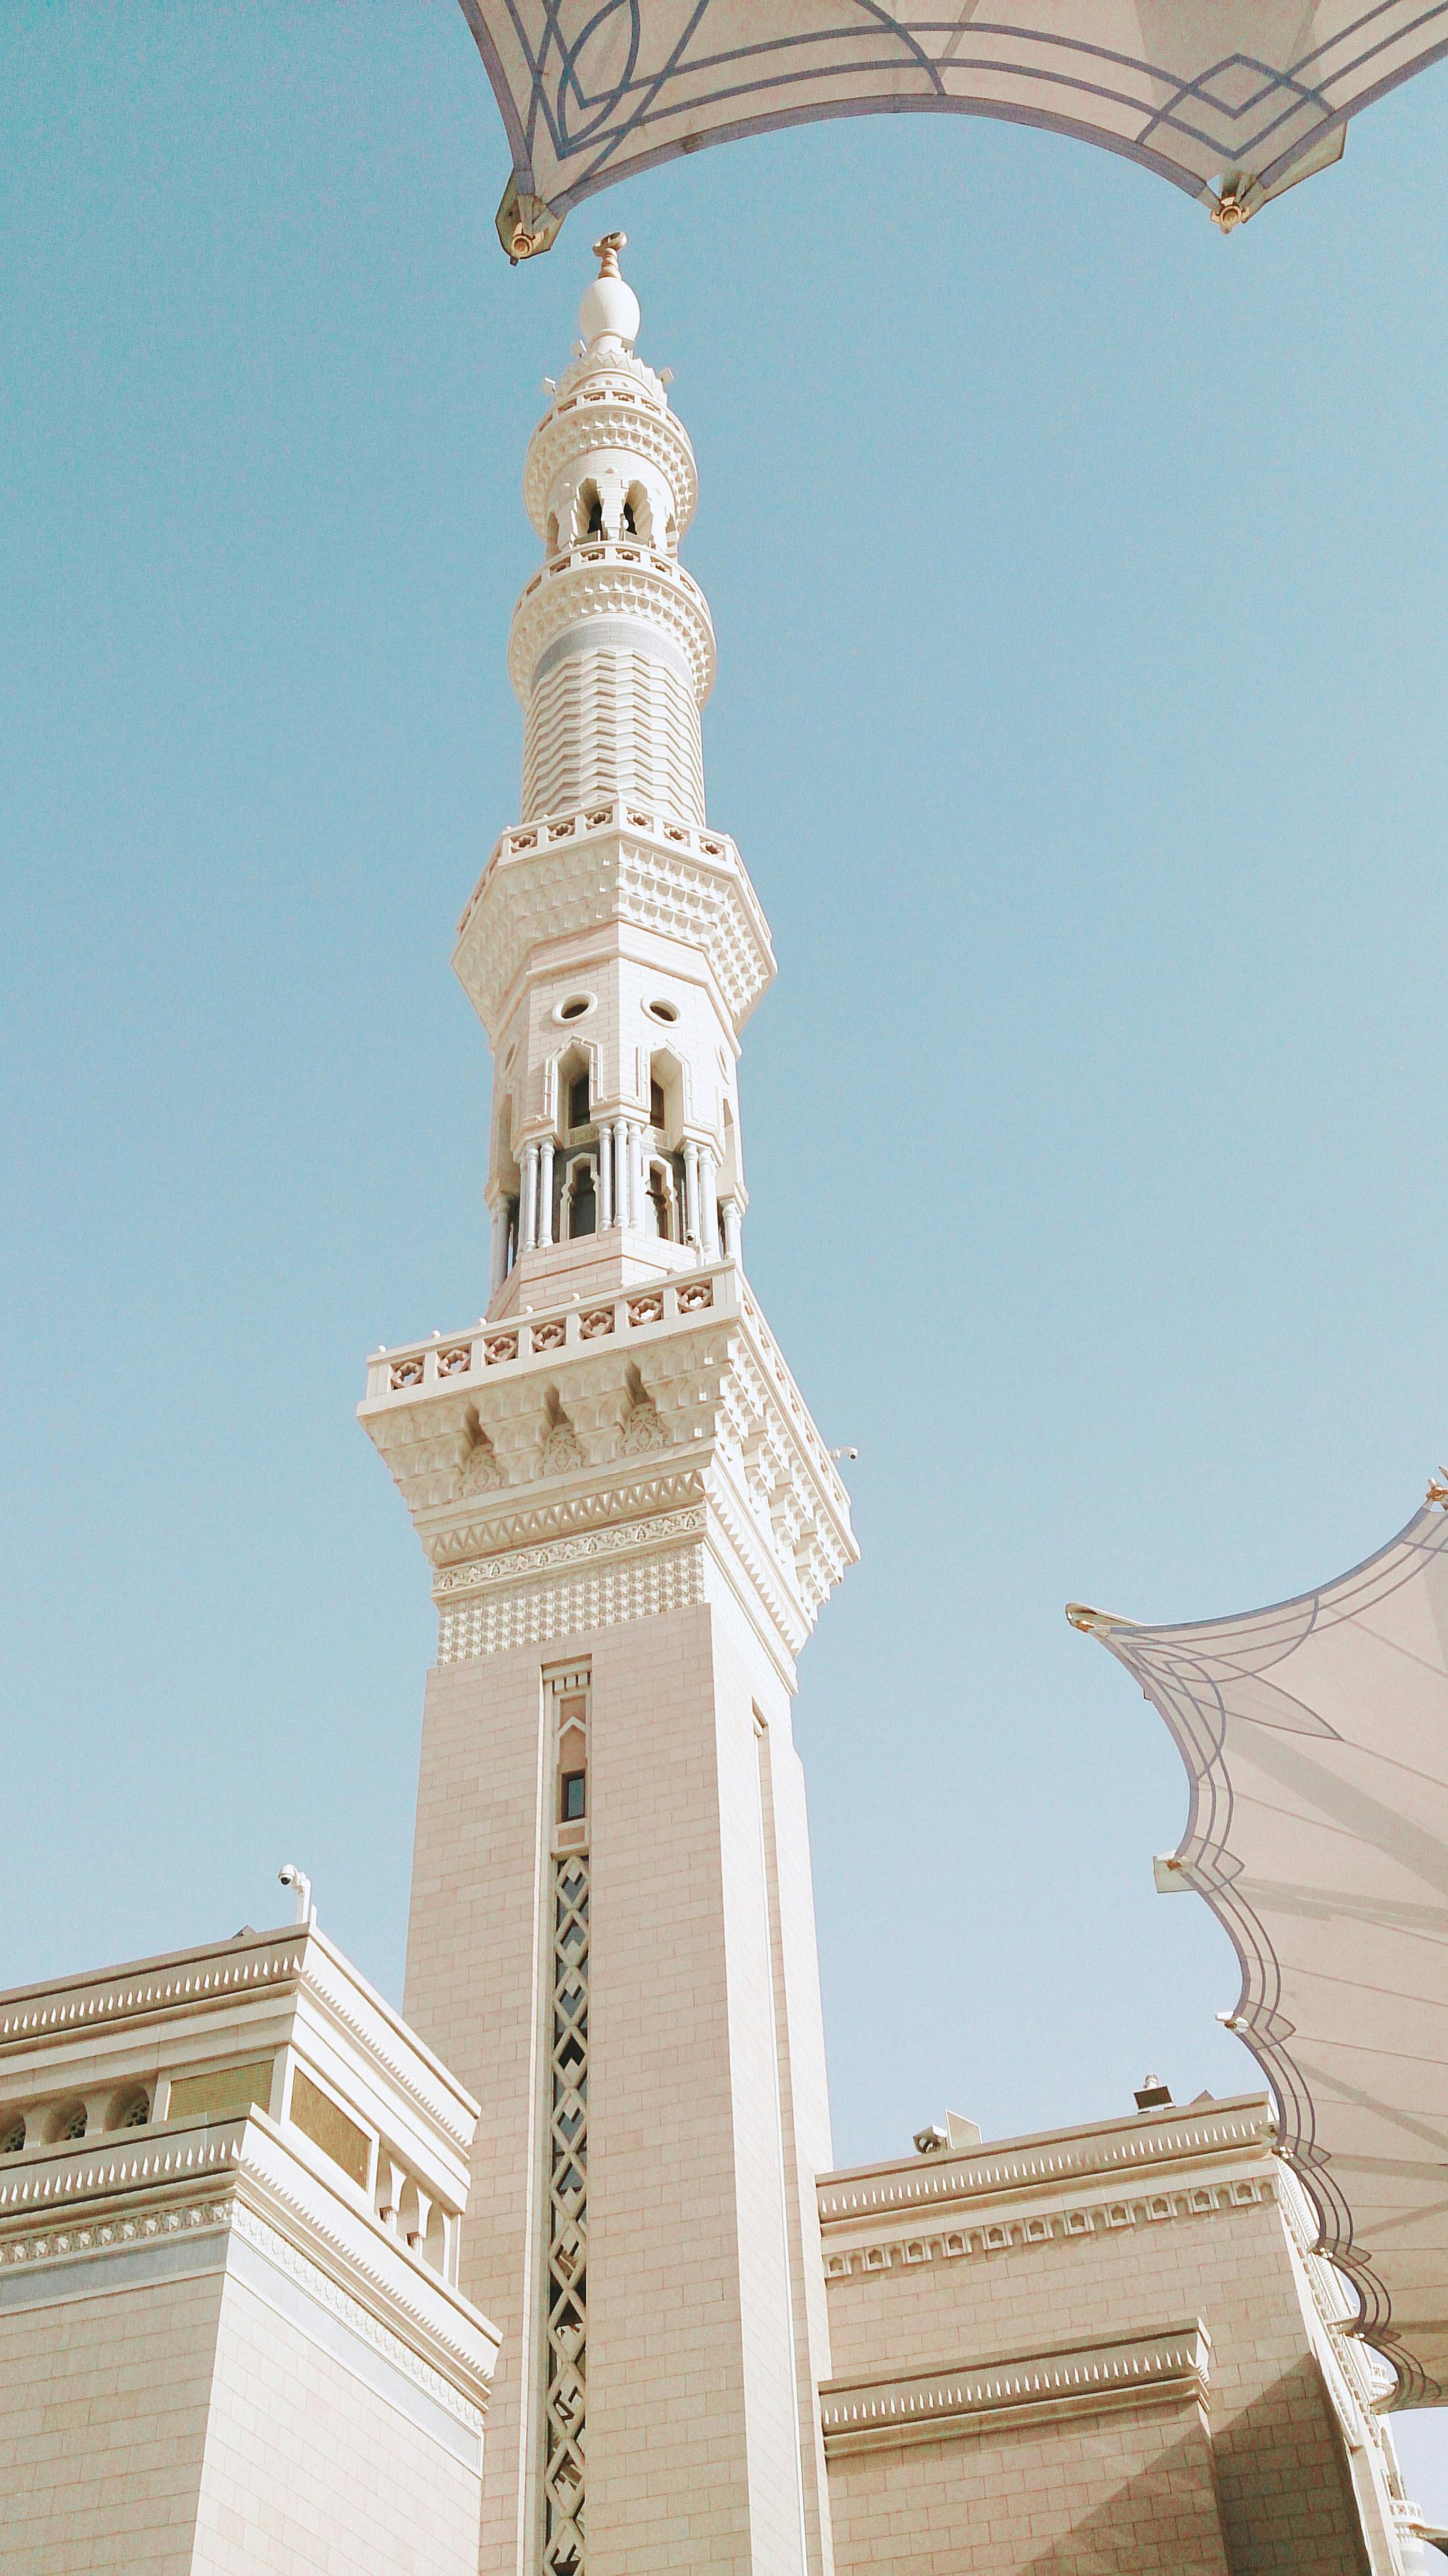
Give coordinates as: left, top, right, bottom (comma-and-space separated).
361, 239, 855, 2576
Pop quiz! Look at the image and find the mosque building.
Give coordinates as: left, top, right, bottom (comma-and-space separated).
0, 241, 1436, 2576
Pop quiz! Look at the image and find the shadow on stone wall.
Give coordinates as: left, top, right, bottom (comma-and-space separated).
1018, 2424, 1228, 2576
1016, 2356, 1370, 2576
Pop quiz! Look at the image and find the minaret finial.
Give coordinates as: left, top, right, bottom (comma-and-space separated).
578, 233, 640, 352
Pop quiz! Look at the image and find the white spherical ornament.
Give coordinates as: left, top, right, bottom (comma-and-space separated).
579, 271, 641, 349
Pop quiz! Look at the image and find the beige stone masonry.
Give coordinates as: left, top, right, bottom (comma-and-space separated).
0, 1925, 499, 2575
820, 2093, 1411, 2576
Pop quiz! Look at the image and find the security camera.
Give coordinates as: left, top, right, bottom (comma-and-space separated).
278, 1864, 313, 1925
913, 2123, 949, 2155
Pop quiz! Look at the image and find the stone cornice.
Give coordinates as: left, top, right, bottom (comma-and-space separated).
432, 1504, 706, 1599
819, 2324, 1211, 2454
0, 2114, 247, 2222
0, 1930, 304, 2048
817, 2096, 1275, 2228
507, 545, 715, 706
821, 2166, 1273, 2282
426, 1472, 708, 1569
453, 804, 775, 1036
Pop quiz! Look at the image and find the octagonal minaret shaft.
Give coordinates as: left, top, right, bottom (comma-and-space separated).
456, 238, 773, 1323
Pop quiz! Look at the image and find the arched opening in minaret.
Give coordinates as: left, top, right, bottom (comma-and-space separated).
577, 478, 603, 540
564, 1156, 597, 1239
556, 1044, 594, 1136
623, 482, 652, 543
546, 510, 560, 555
647, 1048, 681, 1145
644, 1159, 677, 1241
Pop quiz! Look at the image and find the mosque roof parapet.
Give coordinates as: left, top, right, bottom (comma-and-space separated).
817, 2093, 1278, 2231
453, 797, 775, 1036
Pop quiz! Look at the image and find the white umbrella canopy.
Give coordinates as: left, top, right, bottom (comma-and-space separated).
1070, 1493, 1448, 2406
460, 0, 1448, 256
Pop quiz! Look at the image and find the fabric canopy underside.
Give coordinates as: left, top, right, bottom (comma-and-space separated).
460, 0, 1448, 252
1085, 1502, 1448, 2406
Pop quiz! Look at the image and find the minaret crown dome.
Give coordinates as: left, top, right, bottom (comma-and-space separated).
520, 241, 698, 547
578, 233, 640, 353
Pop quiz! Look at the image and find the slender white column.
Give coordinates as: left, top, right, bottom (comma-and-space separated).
631, 1122, 646, 1228
699, 1146, 719, 1260
490, 1201, 509, 1293
520, 1144, 539, 1253
537, 1140, 555, 1248
613, 1117, 631, 1228
682, 1139, 700, 1246
722, 1198, 742, 1262
599, 1124, 614, 1228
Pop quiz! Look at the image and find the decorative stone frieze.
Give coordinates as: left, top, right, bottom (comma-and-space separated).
819, 2172, 1267, 2278
819, 2322, 1213, 2453
437, 1538, 706, 1660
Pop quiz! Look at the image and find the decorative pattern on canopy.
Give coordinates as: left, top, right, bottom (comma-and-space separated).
459, 0, 1448, 255
1069, 1496, 1448, 2406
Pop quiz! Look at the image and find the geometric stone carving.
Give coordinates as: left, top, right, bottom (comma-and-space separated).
453, 803, 776, 1038
360, 1262, 856, 1675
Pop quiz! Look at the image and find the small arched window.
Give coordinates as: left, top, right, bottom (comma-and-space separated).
114, 2088, 150, 2130
568, 1070, 591, 1130
0, 2115, 25, 2155
53, 2102, 87, 2144
568, 1160, 597, 1238
646, 1161, 674, 1241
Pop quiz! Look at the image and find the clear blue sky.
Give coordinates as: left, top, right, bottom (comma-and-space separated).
5, 0, 1448, 2504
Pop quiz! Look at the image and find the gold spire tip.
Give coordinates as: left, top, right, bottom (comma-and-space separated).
593, 232, 627, 279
